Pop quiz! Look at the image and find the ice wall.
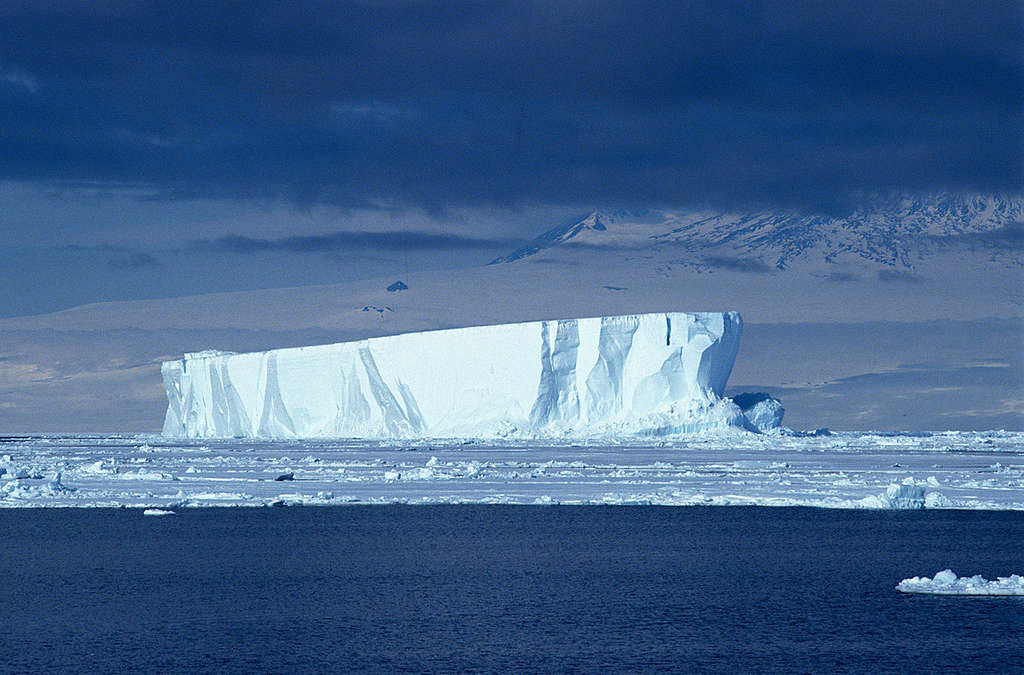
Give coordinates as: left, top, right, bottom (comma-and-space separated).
161, 312, 743, 439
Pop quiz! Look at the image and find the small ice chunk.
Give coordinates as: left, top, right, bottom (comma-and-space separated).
119, 468, 176, 481
885, 478, 926, 509
143, 508, 175, 516
48, 472, 74, 493
731, 392, 785, 433
897, 569, 1024, 595
77, 460, 109, 475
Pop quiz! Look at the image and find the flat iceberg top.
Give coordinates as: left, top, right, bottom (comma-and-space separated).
172, 311, 734, 361
161, 311, 745, 439
183, 349, 237, 360
896, 570, 1024, 595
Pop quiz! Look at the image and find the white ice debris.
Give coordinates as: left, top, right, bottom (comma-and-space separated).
48, 472, 73, 492
857, 477, 930, 509
732, 392, 785, 433
2, 432, 1021, 509
897, 569, 1024, 595
1, 471, 75, 500
161, 311, 745, 439
143, 508, 175, 516
884, 477, 927, 509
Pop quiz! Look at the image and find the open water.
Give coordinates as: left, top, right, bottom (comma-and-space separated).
1, 506, 1021, 673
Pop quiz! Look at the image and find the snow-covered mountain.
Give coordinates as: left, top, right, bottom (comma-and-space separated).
492, 194, 1023, 272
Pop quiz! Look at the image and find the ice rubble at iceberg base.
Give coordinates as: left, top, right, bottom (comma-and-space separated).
897, 570, 1024, 596
161, 311, 776, 440
2, 432, 1023, 509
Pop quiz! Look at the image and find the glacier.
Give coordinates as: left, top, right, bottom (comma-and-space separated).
161, 312, 744, 439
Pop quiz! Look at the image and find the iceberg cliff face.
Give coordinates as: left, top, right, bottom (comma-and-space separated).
161, 311, 743, 439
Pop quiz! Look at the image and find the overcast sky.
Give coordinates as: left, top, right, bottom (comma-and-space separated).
1, 0, 1020, 317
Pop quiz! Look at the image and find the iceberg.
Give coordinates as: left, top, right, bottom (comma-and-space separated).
161, 311, 744, 439
896, 570, 1024, 596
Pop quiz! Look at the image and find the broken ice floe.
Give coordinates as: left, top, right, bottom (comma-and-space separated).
897, 569, 1024, 596
0, 432, 1021, 509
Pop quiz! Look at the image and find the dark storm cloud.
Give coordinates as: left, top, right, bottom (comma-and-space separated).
0, 1, 1020, 210
200, 230, 521, 254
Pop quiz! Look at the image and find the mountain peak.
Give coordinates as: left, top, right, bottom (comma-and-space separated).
490, 193, 1023, 270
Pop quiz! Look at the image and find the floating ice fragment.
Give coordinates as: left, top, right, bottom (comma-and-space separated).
119, 469, 176, 481
731, 392, 785, 432
731, 460, 788, 470
897, 570, 1024, 595
857, 477, 928, 509
1, 472, 75, 500
77, 460, 111, 475
143, 508, 175, 516
924, 492, 953, 508
48, 472, 74, 493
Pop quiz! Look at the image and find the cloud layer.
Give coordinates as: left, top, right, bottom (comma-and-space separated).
1, 1, 1019, 211
199, 230, 522, 254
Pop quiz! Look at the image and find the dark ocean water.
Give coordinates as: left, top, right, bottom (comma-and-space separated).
1, 506, 1022, 674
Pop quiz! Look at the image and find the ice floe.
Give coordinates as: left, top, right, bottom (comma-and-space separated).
897, 569, 1024, 595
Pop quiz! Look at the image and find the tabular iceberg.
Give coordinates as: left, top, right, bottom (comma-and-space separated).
161, 311, 744, 439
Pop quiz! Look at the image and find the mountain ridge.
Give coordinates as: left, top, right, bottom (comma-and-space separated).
491, 193, 1023, 271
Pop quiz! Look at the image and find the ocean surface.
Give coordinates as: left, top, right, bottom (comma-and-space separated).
1, 506, 1021, 673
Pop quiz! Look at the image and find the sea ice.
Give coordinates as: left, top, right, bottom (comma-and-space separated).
897, 570, 1024, 595
1, 431, 1021, 509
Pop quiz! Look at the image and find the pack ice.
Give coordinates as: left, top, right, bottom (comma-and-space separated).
161, 312, 749, 439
